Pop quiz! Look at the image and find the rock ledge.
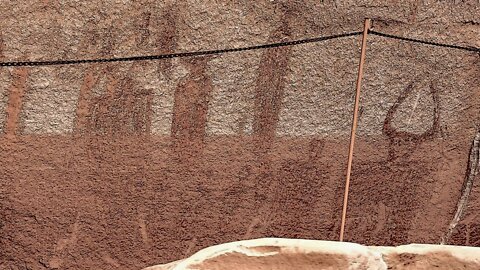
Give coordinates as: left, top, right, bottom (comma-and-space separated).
143, 238, 480, 270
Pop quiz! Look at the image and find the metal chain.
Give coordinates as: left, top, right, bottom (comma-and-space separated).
369, 30, 480, 53
1, 29, 477, 68
0, 31, 362, 67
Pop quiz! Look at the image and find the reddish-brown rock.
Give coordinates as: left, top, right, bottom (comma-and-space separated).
0, 1, 479, 269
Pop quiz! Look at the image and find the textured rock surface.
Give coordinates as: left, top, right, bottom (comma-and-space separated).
0, 1, 479, 269
143, 238, 480, 270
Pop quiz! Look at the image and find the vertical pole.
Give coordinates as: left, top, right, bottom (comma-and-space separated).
339, 18, 371, 242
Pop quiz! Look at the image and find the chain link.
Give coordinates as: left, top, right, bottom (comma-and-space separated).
369, 30, 480, 53
0, 31, 362, 67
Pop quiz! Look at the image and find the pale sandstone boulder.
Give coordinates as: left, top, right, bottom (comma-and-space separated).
143, 238, 386, 270
143, 238, 480, 270
373, 244, 480, 270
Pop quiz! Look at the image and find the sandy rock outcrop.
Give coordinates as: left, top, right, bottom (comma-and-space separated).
1, 1, 479, 269
143, 238, 480, 270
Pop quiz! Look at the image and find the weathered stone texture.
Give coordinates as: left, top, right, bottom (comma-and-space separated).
143, 238, 480, 270
0, 1, 479, 270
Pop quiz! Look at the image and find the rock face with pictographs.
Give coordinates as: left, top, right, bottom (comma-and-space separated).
0, 1, 479, 269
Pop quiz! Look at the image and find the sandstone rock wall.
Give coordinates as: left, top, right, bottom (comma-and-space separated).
0, 1, 479, 269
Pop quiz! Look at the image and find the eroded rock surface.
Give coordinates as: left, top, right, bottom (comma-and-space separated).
0, 1, 479, 270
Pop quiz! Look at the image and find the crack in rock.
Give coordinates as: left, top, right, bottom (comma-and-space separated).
441, 130, 480, 244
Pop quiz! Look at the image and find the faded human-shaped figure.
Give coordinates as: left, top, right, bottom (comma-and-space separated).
253, 19, 292, 152
247, 4, 294, 238
171, 57, 213, 159
1, 30, 29, 137
67, 7, 182, 268
74, 8, 179, 136
345, 80, 442, 245
3, 67, 28, 137
75, 65, 151, 135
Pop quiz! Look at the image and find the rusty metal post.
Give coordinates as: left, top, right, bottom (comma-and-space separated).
339, 18, 371, 242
